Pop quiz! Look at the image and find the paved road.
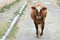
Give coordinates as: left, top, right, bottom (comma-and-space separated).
15, 2, 60, 40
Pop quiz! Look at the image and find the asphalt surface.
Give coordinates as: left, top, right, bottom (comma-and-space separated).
15, 2, 60, 40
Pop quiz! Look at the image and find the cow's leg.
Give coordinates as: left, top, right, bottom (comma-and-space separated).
34, 21, 38, 37
40, 21, 44, 36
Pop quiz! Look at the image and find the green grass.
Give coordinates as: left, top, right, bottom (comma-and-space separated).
6, 4, 27, 40
14, 9, 20, 15
0, 0, 20, 13
0, 8, 5, 13
0, 21, 18, 40
6, 4, 27, 39
57, 2, 60, 6
14, 4, 27, 16
0, 22, 11, 38
15, 0, 20, 2
3, 5, 11, 10
6, 25, 18, 40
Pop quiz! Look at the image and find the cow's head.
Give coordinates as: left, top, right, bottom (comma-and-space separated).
31, 4, 47, 20
31, 6, 47, 14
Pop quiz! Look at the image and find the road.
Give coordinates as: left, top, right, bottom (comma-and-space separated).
15, 1, 60, 40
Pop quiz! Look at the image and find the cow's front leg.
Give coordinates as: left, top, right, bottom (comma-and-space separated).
40, 22, 44, 36
34, 21, 38, 37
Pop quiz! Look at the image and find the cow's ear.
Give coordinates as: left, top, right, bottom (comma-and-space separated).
41, 7, 47, 13
42, 7, 47, 10
31, 6, 36, 9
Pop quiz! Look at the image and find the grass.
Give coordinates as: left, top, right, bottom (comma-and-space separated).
0, 8, 5, 13
0, 0, 20, 13
56, 2, 60, 6
14, 4, 27, 16
3, 5, 11, 10
6, 25, 18, 40
14, 9, 20, 15
6, 4, 28, 40
0, 21, 18, 40
0, 3, 27, 40
0, 22, 11, 38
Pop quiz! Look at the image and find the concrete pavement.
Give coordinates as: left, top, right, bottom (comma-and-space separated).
15, 2, 60, 40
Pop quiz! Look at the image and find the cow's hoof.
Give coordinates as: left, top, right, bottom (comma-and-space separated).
40, 33, 43, 36
36, 35, 39, 38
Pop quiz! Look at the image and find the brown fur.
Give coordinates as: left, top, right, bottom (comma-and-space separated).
30, 4, 47, 37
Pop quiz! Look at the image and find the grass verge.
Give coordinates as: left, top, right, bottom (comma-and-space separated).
0, 4, 27, 40
0, 22, 11, 38
0, 0, 20, 13
56, 2, 60, 6
14, 4, 27, 16
6, 4, 27, 40
6, 25, 18, 40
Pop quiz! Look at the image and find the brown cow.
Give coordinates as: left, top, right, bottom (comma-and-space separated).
30, 4, 47, 37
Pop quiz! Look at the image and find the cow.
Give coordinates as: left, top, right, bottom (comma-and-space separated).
30, 4, 47, 37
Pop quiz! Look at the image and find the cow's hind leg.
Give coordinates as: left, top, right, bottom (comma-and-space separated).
34, 21, 38, 37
